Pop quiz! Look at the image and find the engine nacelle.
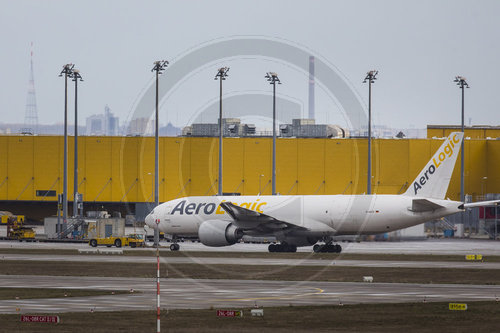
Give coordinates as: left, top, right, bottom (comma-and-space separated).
198, 220, 242, 247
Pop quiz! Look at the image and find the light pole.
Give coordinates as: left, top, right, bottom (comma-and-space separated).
155, 218, 161, 333
265, 72, 281, 195
363, 70, 378, 195
495, 202, 498, 240
454, 76, 469, 228
59, 63, 74, 237
71, 69, 83, 218
214, 67, 229, 196
151, 60, 168, 247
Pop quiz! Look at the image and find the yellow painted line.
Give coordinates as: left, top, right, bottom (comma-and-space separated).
212, 288, 324, 302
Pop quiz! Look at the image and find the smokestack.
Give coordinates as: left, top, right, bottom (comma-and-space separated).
308, 56, 315, 120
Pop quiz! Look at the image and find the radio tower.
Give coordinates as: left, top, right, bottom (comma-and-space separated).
24, 42, 39, 134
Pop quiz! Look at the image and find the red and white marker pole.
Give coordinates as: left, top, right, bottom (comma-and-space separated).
156, 219, 161, 333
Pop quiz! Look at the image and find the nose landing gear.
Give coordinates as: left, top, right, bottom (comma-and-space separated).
169, 236, 180, 251
169, 243, 180, 251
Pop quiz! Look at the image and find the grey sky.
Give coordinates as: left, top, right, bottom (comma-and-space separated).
1, 0, 499, 129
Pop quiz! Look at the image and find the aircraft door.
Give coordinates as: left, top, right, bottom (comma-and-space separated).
163, 206, 172, 224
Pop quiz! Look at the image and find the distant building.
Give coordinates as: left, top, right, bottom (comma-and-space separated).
127, 117, 154, 136
182, 118, 348, 138
427, 125, 500, 139
281, 119, 348, 138
85, 105, 119, 136
183, 118, 245, 137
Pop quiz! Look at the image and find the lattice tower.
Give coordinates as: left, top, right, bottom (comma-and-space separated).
23, 42, 39, 134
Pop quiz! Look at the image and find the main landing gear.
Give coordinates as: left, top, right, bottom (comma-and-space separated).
268, 242, 297, 253
313, 243, 342, 253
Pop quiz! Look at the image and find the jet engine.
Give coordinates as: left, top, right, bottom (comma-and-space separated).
198, 220, 243, 247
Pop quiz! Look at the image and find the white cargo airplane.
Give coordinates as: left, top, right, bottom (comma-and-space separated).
145, 132, 498, 252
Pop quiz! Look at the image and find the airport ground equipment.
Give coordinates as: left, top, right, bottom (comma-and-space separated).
4, 214, 35, 241
89, 234, 144, 248
1, 211, 13, 224
44, 214, 125, 240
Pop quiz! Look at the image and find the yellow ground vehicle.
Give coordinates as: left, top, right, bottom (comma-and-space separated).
3, 214, 36, 241
89, 234, 144, 248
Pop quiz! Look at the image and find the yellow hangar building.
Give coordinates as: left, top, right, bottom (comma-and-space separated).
0, 125, 499, 222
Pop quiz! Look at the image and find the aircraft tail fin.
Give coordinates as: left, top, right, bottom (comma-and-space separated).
403, 132, 463, 199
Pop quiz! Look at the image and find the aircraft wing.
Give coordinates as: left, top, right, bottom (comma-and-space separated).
410, 198, 444, 212
462, 199, 500, 209
219, 201, 307, 232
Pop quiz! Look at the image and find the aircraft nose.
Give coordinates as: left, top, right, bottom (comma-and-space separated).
145, 213, 155, 229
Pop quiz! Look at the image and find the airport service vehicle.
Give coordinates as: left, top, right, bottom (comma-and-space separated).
89, 234, 144, 248
145, 132, 499, 252
2, 214, 36, 241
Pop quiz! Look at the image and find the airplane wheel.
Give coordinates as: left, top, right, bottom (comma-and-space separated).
335, 244, 342, 253
313, 244, 321, 253
170, 243, 180, 251
268, 244, 276, 253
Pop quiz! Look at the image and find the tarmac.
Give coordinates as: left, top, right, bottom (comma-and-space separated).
1, 275, 499, 314
0, 238, 499, 313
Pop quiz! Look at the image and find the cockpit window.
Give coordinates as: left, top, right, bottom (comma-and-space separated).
150, 209, 155, 215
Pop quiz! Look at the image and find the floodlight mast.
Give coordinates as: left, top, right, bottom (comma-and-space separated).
265, 72, 281, 196
214, 67, 229, 196
151, 60, 169, 247
70, 69, 83, 218
58, 63, 74, 238
363, 70, 378, 195
150, 60, 168, 333
454, 76, 469, 229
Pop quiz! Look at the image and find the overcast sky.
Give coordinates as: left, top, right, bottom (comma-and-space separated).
1, 0, 499, 130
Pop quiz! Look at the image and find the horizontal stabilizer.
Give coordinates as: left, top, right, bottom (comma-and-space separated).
462, 200, 500, 209
410, 198, 444, 212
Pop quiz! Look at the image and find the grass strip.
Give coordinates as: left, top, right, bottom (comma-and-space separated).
0, 288, 129, 300
0, 260, 498, 285
0, 301, 499, 332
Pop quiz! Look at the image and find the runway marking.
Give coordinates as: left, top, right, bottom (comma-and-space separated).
211, 287, 324, 302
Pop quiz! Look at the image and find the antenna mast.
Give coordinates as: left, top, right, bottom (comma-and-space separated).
23, 42, 39, 134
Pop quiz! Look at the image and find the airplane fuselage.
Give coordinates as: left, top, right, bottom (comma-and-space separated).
146, 194, 462, 238
145, 132, 469, 252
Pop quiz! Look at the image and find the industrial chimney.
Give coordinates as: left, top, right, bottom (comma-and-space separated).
308, 55, 315, 120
